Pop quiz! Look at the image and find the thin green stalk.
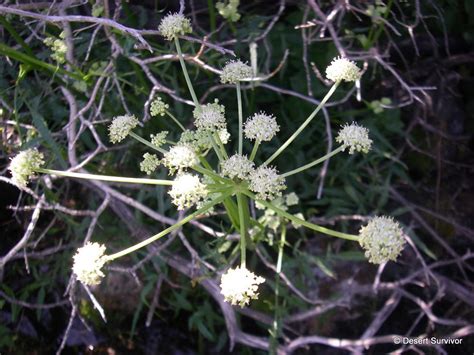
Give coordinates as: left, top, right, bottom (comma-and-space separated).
208, 132, 224, 162
37, 168, 173, 186
214, 132, 229, 160
270, 224, 286, 354
241, 190, 358, 241
249, 140, 260, 161
174, 37, 200, 108
165, 110, 185, 131
237, 193, 247, 267
236, 81, 243, 155
281, 146, 344, 178
129, 131, 167, 154
192, 164, 230, 184
264, 81, 340, 166
107, 191, 232, 261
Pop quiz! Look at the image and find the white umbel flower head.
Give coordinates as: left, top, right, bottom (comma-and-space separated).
140, 153, 161, 175
221, 154, 255, 180
359, 216, 405, 264
109, 115, 139, 144
169, 173, 208, 210
249, 166, 287, 200
220, 266, 265, 307
193, 100, 226, 131
326, 57, 361, 82
9, 149, 45, 187
162, 144, 198, 174
220, 60, 252, 84
336, 122, 372, 154
158, 13, 192, 41
244, 112, 280, 142
72, 242, 108, 286
150, 97, 169, 117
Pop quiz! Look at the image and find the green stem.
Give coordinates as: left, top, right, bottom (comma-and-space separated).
237, 193, 247, 267
174, 37, 200, 108
281, 146, 344, 178
165, 110, 185, 131
270, 224, 286, 354
192, 164, 230, 184
37, 168, 173, 186
236, 81, 243, 155
107, 191, 232, 261
264, 81, 340, 166
241, 190, 358, 241
249, 140, 260, 161
214, 132, 229, 160
129, 131, 167, 154
208, 132, 224, 162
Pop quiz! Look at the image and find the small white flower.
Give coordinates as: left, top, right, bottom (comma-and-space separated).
220, 60, 252, 84
220, 266, 265, 307
140, 153, 161, 175
158, 13, 192, 41
336, 122, 372, 154
249, 165, 287, 200
217, 128, 231, 145
244, 112, 280, 142
162, 144, 198, 174
169, 173, 208, 210
193, 100, 226, 131
150, 131, 168, 148
325, 57, 361, 82
72, 242, 108, 286
359, 216, 405, 264
285, 192, 299, 206
108, 115, 139, 144
150, 97, 169, 117
9, 149, 45, 187
221, 154, 255, 180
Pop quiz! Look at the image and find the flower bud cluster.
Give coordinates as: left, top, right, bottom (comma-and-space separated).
109, 115, 139, 144
193, 100, 226, 131
140, 153, 160, 175
150, 97, 169, 117
359, 216, 405, 264
9, 149, 45, 187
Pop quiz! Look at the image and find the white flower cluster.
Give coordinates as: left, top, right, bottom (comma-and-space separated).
179, 129, 230, 152
72, 242, 108, 286
220, 60, 252, 84
150, 97, 169, 117
140, 153, 160, 175
9, 149, 45, 187
244, 112, 280, 142
359, 216, 405, 264
193, 100, 226, 131
220, 266, 265, 307
249, 166, 286, 200
162, 144, 198, 174
325, 57, 361, 83
336, 122, 372, 154
169, 173, 208, 210
109, 115, 139, 144
221, 154, 255, 180
150, 131, 168, 148
44, 32, 67, 64
158, 13, 192, 41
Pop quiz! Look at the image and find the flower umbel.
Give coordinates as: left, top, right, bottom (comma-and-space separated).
150, 131, 168, 148
221, 154, 255, 180
244, 112, 280, 142
359, 216, 405, 264
72, 242, 108, 286
325, 57, 361, 83
150, 97, 169, 117
220, 266, 265, 307
249, 166, 287, 200
9, 149, 45, 187
169, 173, 208, 210
193, 100, 227, 131
109, 115, 139, 144
140, 153, 161, 175
336, 122, 372, 154
158, 13, 192, 41
162, 144, 198, 174
220, 60, 252, 84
